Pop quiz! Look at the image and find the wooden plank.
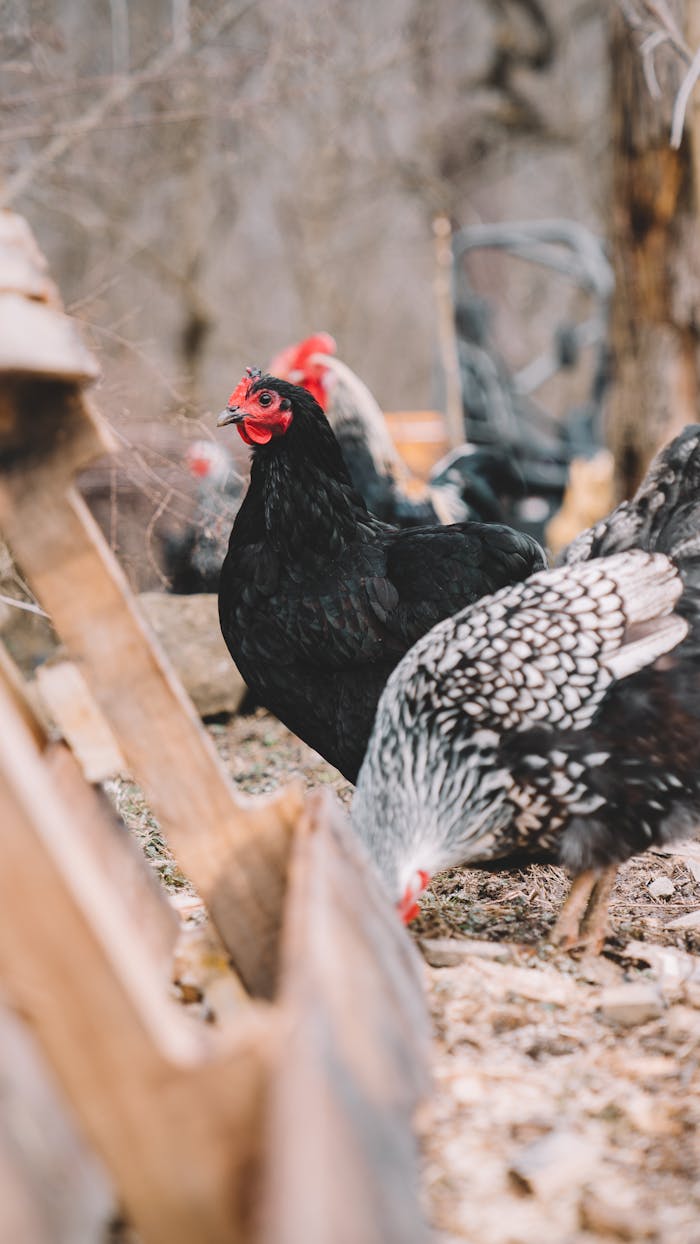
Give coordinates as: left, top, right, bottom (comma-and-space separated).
0, 1001, 114, 1244
44, 742, 180, 982
0, 375, 302, 998
36, 660, 127, 782
384, 410, 449, 481
0, 377, 114, 474
0, 240, 57, 302
0, 294, 99, 382
0, 674, 273, 1244
0, 1132, 54, 1244
0, 648, 178, 983
0, 642, 46, 749
433, 214, 464, 451
262, 792, 431, 1244
0, 211, 59, 304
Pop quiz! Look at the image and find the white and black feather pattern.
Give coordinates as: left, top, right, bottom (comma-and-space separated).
378, 551, 684, 738
314, 352, 404, 481
351, 549, 688, 900
560, 425, 700, 574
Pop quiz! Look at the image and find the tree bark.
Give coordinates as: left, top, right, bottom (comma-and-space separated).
608, 3, 700, 499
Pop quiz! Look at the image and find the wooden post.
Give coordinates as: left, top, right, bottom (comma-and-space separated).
0, 212, 434, 1244
608, 4, 700, 498
0, 214, 301, 997
0, 670, 273, 1244
0, 1133, 55, 1244
0, 667, 433, 1244
0, 643, 179, 981
262, 793, 431, 1244
433, 215, 465, 451
0, 1000, 113, 1243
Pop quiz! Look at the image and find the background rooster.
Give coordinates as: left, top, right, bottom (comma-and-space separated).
351, 427, 700, 949
163, 440, 243, 593
268, 333, 523, 528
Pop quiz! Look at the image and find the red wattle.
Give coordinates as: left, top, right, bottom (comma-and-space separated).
400, 897, 421, 924
237, 421, 273, 446
397, 870, 430, 925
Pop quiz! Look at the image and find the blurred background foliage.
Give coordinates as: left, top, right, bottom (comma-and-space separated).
0, 0, 607, 420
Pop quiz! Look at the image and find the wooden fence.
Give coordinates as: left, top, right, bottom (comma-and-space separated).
0, 210, 431, 1244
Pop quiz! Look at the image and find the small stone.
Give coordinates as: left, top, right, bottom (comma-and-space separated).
579, 1189, 654, 1240
599, 984, 662, 1027
138, 592, 246, 717
509, 1130, 599, 1198
419, 938, 513, 967
648, 876, 675, 899
667, 908, 700, 930
489, 1005, 529, 1034
666, 1005, 700, 1039
420, 939, 467, 968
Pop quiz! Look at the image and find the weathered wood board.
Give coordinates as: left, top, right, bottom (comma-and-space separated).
0, 375, 300, 998
262, 793, 431, 1244
0, 210, 434, 1244
0, 669, 272, 1244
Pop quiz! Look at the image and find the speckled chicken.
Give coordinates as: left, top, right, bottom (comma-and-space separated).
217, 369, 545, 782
351, 427, 700, 945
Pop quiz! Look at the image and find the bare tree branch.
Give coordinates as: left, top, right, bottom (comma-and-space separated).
1, 0, 256, 206
672, 39, 700, 144
172, 0, 191, 51
640, 30, 670, 95
618, 0, 700, 147
0, 594, 50, 619
110, 0, 130, 75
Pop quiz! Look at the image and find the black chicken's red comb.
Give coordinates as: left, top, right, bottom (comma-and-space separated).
227, 367, 262, 408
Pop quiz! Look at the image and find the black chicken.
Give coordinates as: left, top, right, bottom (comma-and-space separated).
351, 427, 700, 947
217, 369, 545, 782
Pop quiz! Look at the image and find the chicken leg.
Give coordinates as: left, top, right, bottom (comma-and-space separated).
549, 866, 618, 953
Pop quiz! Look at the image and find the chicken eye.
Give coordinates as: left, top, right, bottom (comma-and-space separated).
258, 392, 272, 407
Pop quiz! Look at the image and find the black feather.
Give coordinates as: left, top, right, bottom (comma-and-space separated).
218, 377, 545, 781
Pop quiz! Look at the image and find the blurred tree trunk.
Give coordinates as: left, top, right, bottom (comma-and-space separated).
608, 2, 700, 499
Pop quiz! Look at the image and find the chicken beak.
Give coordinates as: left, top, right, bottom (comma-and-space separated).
217, 406, 244, 427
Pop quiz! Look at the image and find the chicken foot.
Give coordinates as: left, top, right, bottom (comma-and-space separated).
548, 865, 618, 953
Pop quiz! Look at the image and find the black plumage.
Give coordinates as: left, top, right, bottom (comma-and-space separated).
217, 373, 545, 782
351, 427, 700, 932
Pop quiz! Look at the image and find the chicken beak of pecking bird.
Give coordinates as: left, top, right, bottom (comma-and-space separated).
217, 406, 244, 428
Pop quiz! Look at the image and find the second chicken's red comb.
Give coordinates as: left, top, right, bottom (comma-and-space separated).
268, 332, 336, 378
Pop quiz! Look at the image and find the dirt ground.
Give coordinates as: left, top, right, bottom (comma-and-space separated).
114, 709, 700, 1244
